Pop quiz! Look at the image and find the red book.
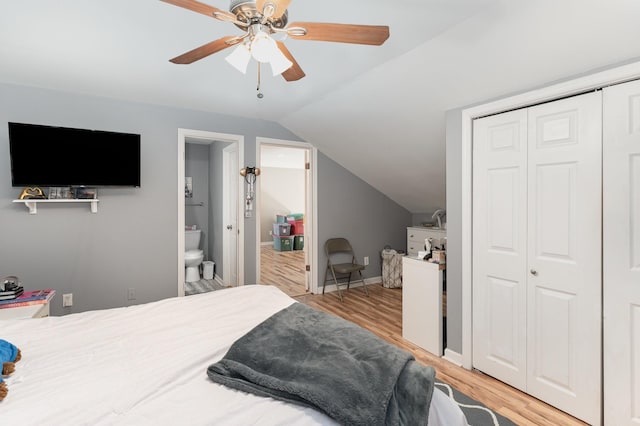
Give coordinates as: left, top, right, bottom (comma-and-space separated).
0, 289, 55, 309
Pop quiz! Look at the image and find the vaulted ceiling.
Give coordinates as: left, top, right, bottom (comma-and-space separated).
2, 0, 640, 213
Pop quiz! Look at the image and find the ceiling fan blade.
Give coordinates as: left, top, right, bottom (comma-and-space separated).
276, 42, 305, 81
256, 0, 291, 19
169, 36, 239, 64
287, 22, 390, 46
160, 0, 236, 22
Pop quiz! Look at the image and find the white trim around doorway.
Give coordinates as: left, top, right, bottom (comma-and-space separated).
177, 128, 245, 297
256, 137, 318, 295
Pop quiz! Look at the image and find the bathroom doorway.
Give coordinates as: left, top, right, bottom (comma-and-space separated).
256, 137, 317, 296
177, 129, 244, 296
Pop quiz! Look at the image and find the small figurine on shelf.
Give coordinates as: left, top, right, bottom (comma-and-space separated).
18, 187, 46, 200
422, 237, 433, 261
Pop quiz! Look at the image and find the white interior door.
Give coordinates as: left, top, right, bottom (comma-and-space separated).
223, 144, 238, 286
472, 109, 528, 390
525, 92, 602, 424
603, 79, 640, 426
472, 91, 602, 425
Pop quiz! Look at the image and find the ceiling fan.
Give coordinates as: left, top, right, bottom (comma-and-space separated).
161, 0, 390, 82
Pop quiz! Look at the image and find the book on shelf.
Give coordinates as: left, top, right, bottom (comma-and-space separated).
0, 286, 24, 299
0, 288, 55, 308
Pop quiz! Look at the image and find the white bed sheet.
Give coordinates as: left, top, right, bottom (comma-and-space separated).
1, 285, 466, 425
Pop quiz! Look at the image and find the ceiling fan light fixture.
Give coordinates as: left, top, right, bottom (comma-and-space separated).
225, 43, 252, 74
269, 49, 293, 76
250, 30, 278, 63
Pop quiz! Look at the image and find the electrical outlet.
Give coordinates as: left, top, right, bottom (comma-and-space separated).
364, 256, 369, 266
127, 288, 136, 300
62, 293, 73, 307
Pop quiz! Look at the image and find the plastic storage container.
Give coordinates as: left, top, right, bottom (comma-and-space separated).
275, 214, 288, 223
293, 235, 304, 250
286, 214, 304, 235
273, 236, 294, 251
273, 223, 291, 236
202, 261, 215, 280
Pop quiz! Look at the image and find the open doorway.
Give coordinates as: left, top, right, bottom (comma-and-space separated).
177, 129, 244, 297
256, 137, 317, 297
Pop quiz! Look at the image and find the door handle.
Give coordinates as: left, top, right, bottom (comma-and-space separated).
530, 269, 538, 276
226, 225, 233, 230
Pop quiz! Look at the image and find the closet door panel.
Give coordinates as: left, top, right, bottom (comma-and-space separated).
472, 110, 528, 389
603, 79, 640, 426
526, 92, 602, 425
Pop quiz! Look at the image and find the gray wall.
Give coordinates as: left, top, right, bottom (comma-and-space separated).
0, 82, 299, 316
185, 143, 210, 259
317, 152, 411, 283
445, 109, 463, 353
1, 82, 412, 317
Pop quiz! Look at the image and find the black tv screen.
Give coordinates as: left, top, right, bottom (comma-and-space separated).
8, 122, 141, 187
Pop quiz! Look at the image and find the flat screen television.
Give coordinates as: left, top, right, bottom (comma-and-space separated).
8, 122, 141, 187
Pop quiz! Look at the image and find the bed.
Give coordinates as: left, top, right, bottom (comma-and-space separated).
1, 285, 467, 425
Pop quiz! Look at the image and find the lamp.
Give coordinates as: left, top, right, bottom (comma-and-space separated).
250, 30, 275, 63
225, 43, 251, 74
268, 48, 293, 76
225, 25, 292, 77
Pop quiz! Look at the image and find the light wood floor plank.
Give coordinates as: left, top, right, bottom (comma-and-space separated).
294, 284, 588, 426
259, 243, 588, 425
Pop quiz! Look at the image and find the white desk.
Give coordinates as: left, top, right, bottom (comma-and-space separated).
0, 302, 50, 320
402, 256, 444, 356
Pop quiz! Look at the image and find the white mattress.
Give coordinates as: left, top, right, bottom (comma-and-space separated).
1, 285, 466, 425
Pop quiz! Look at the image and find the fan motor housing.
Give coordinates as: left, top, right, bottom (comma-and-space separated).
229, 1, 288, 30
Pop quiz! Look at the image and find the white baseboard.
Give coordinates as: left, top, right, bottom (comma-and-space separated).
443, 348, 463, 367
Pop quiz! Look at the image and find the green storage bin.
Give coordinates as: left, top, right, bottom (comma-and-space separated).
273, 236, 294, 251
293, 235, 304, 250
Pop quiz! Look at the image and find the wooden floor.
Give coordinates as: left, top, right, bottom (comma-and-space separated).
294, 284, 588, 426
260, 244, 307, 297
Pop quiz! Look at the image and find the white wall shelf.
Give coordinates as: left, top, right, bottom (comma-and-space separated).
13, 199, 99, 214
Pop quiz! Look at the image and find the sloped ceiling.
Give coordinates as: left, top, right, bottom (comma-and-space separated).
2, 0, 640, 213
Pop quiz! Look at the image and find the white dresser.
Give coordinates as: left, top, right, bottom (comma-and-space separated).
406, 227, 446, 257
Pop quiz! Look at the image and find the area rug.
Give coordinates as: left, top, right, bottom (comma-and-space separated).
435, 381, 517, 426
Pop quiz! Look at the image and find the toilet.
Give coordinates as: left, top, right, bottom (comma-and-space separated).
185, 229, 204, 282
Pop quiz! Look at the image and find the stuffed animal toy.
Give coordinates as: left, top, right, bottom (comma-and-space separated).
0, 339, 21, 401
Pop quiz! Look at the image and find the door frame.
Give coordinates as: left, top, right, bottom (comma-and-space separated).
255, 137, 318, 294
177, 128, 244, 296
460, 61, 640, 369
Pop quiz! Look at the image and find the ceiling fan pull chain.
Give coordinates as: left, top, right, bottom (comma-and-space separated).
257, 62, 264, 99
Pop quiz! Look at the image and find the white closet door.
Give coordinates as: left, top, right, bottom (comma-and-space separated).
526, 92, 602, 424
603, 79, 640, 426
473, 91, 602, 425
472, 109, 528, 390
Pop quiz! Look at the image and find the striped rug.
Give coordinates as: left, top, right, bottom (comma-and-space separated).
185, 279, 226, 296
435, 381, 517, 426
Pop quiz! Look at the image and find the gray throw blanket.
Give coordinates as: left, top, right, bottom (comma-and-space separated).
207, 302, 435, 425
